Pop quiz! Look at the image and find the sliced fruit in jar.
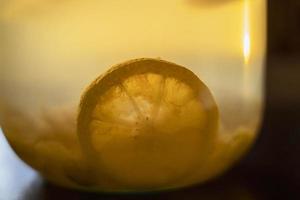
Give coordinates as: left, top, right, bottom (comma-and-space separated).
77, 58, 219, 188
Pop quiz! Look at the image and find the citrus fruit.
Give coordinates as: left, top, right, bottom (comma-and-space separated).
77, 58, 219, 189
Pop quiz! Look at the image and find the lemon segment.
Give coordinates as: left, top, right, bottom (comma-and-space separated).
77, 58, 219, 189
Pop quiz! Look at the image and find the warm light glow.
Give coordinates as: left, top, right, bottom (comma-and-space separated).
244, 32, 250, 64
243, 0, 251, 99
243, 0, 251, 64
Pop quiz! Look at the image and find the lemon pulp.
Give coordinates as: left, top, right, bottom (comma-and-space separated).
77, 58, 219, 189
0, 58, 255, 192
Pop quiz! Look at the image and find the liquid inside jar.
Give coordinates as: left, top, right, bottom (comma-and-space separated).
0, 0, 266, 192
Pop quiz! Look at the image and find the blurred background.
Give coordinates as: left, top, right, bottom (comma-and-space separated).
0, 0, 300, 199
244, 0, 300, 188
236, 0, 300, 198
237, 0, 300, 199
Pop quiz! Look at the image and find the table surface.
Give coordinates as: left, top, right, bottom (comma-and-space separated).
1, 55, 300, 200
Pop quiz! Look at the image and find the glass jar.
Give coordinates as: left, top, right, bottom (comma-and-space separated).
0, 0, 266, 192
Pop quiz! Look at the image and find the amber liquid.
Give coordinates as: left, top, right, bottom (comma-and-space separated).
0, 0, 266, 191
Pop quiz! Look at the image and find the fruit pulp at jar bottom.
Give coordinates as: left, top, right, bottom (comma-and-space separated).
0, 103, 256, 191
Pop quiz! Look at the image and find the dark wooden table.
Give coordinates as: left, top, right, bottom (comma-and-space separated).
1, 55, 300, 200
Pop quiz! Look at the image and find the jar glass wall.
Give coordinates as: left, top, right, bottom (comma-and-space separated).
0, 0, 266, 192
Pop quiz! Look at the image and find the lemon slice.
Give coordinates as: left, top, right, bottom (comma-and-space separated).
77, 58, 219, 189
